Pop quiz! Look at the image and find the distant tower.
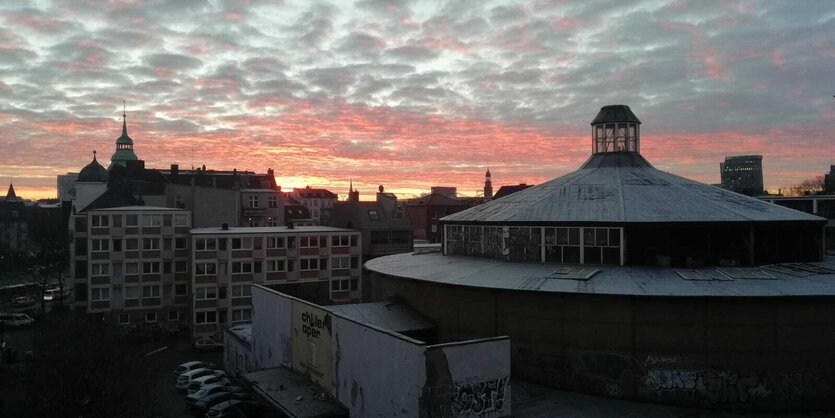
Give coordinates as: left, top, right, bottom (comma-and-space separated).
590, 104, 641, 154
5, 183, 17, 201
110, 103, 139, 168
348, 179, 360, 202
484, 168, 493, 200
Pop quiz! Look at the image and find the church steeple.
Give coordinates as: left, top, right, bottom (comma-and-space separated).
110, 102, 139, 168
5, 182, 17, 200
484, 167, 493, 200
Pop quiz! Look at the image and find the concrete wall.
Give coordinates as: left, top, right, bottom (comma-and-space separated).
224, 331, 254, 378
250, 285, 512, 418
372, 272, 835, 412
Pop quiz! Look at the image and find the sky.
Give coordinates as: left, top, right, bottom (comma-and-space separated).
0, 0, 833, 200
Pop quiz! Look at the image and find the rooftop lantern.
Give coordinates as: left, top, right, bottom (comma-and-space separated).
590, 104, 642, 154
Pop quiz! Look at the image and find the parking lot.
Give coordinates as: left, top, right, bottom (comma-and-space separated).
145, 339, 224, 418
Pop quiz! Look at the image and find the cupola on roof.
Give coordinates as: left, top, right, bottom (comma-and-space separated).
110, 108, 139, 168
78, 151, 109, 183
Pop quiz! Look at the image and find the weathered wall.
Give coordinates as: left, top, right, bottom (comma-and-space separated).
372, 273, 835, 411
251, 286, 292, 369
331, 314, 427, 417
421, 339, 511, 418
224, 332, 253, 378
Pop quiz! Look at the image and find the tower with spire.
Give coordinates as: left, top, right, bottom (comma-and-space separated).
110, 102, 139, 168
483, 168, 493, 200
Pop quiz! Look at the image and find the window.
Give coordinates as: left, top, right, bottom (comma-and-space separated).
299, 258, 319, 271
175, 260, 188, 273
195, 238, 216, 251
579, 227, 622, 265
231, 262, 253, 274
125, 262, 139, 275
175, 237, 187, 249
143, 285, 160, 298
112, 239, 122, 252
267, 217, 277, 227
248, 217, 258, 227
91, 287, 110, 301
299, 236, 317, 248
195, 310, 217, 324
195, 263, 217, 275
91, 263, 110, 277
266, 259, 286, 272
267, 237, 285, 248
142, 262, 160, 274
232, 238, 251, 250
231, 285, 251, 298
125, 238, 139, 250
174, 214, 187, 226
330, 278, 354, 291
142, 238, 160, 250
91, 215, 109, 227
145, 312, 157, 323
332, 257, 350, 269
249, 196, 259, 208
175, 283, 187, 296
168, 310, 179, 321
91, 239, 109, 252
544, 227, 582, 264
112, 215, 122, 227
119, 314, 129, 325
142, 214, 161, 226
125, 215, 138, 226
124, 286, 140, 300
268, 196, 278, 208
194, 286, 217, 300
232, 309, 252, 322
332, 235, 350, 247
368, 210, 379, 221
163, 215, 172, 227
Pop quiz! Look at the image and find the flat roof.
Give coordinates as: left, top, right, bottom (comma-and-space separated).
90, 206, 186, 211
324, 302, 435, 333
365, 253, 835, 297
243, 367, 347, 418
190, 226, 357, 235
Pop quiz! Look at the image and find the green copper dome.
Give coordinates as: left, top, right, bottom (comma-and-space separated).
110, 114, 138, 167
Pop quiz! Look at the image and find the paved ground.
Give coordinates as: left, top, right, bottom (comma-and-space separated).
513, 379, 835, 418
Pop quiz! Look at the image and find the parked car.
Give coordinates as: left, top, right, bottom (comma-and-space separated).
12, 296, 35, 307
176, 368, 226, 391
43, 287, 71, 301
0, 312, 35, 327
187, 375, 230, 395
187, 385, 246, 405
176, 361, 217, 376
193, 336, 223, 352
205, 400, 262, 418
189, 391, 252, 415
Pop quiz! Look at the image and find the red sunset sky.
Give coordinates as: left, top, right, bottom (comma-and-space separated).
0, 0, 833, 200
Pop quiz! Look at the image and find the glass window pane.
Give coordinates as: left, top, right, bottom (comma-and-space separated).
609, 229, 621, 246
568, 228, 580, 245
595, 228, 608, 246
583, 229, 595, 246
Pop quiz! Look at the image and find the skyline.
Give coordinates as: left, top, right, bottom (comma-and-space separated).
1, 0, 834, 200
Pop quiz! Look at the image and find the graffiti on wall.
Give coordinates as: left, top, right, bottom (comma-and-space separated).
450, 377, 510, 416
644, 368, 829, 404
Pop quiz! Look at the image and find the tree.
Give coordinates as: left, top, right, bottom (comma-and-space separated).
787, 175, 825, 196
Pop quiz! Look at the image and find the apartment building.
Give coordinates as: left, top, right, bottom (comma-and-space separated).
189, 225, 362, 341
71, 206, 192, 329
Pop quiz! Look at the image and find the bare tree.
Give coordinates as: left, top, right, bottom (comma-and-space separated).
787, 175, 825, 196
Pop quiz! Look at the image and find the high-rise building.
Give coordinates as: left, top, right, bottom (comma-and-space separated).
720, 155, 764, 196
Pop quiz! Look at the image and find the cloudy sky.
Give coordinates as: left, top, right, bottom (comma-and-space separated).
1, 0, 833, 199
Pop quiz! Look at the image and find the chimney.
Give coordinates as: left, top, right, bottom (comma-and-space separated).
221, 223, 229, 230
171, 164, 179, 176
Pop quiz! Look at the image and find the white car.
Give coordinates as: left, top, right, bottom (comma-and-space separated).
187, 374, 229, 395
0, 313, 35, 327
175, 361, 216, 376
176, 368, 225, 391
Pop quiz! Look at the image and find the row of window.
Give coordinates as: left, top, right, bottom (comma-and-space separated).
194, 284, 251, 300
91, 213, 188, 228
195, 235, 358, 251
445, 225, 624, 265
195, 308, 252, 324
194, 256, 359, 275
248, 195, 279, 209
90, 237, 188, 252
91, 283, 189, 301
119, 310, 179, 325
90, 260, 189, 276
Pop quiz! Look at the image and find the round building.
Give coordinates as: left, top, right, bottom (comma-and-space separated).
367, 105, 834, 411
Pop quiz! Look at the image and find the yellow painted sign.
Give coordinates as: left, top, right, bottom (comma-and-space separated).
291, 301, 334, 394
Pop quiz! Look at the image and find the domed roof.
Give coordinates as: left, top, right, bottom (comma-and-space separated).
78, 152, 109, 183
590, 105, 642, 125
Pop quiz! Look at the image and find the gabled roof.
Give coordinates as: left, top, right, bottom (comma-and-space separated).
443, 153, 824, 224
80, 188, 141, 213
292, 187, 337, 199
